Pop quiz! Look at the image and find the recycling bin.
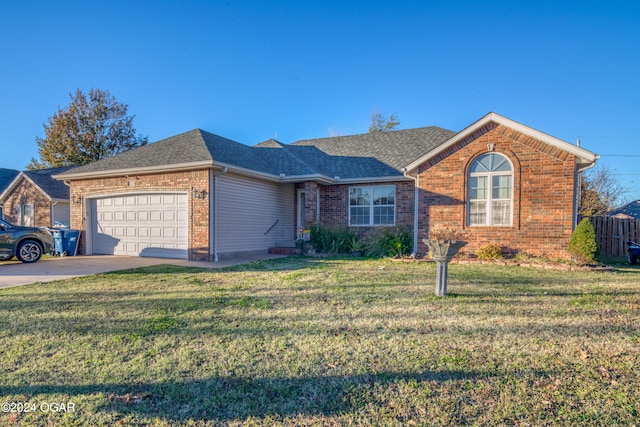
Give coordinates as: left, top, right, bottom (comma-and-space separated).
52, 229, 80, 256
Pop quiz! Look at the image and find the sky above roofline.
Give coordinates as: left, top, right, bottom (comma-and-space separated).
1, 0, 639, 201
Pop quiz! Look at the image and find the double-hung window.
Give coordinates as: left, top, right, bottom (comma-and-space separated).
468, 153, 513, 226
21, 204, 34, 227
349, 185, 395, 226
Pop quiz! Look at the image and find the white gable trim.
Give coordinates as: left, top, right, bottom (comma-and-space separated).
404, 112, 599, 173
0, 172, 53, 202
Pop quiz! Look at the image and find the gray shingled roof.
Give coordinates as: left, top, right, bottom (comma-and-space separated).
0, 168, 20, 193
24, 166, 75, 199
291, 126, 457, 171
608, 200, 640, 219
56, 125, 457, 180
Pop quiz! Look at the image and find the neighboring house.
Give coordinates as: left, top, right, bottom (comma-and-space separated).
0, 168, 21, 220
607, 200, 640, 219
0, 167, 74, 227
54, 112, 598, 261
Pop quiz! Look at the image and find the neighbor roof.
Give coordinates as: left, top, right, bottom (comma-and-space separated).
23, 167, 75, 200
607, 200, 640, 219
0, 168, 20, 193
1, 167, 74, 202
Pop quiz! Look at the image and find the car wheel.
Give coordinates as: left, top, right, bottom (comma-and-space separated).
16, 240, 43, 263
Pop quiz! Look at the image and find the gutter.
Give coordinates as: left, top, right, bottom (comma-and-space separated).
403, 168, 420, 257
54, 158, 411, 186
52, 161, 215, 180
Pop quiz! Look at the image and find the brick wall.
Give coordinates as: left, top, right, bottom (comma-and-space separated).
316, 180, 415, 239
69, 169, 211, 261
416, 123, 578, 260
1, 177, 52, 227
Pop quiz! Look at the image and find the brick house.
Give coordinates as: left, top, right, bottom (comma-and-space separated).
0, 167, 72, 227
0, 168, 20, 220
55, 112, 598, 261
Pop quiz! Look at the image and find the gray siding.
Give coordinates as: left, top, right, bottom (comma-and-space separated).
216, 173, 295, 255
52, 202, 70, 226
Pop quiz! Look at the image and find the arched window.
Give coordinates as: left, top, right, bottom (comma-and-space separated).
468, 153, 513, 226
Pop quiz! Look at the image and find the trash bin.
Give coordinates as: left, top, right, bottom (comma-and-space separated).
63, 229, 80, 256
51, 230, 64, 256
52, 229, 80, 256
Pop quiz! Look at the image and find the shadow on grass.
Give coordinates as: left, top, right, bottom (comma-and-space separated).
104, 256, 341, 276
0, 369, 488, 422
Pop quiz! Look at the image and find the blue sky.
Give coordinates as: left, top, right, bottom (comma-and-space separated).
1, 0, 639, 201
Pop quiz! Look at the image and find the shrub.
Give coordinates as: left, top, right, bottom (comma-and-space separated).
364, 226, 413, 258
310, 224, 357, 254
475, 243, 504, 260
568, 218, 599, 264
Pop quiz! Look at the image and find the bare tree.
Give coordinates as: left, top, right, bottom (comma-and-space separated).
368, 110, 400, 133
579, 165, 628, 216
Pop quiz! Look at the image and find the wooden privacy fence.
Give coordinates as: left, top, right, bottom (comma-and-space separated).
589, 216, 640, 257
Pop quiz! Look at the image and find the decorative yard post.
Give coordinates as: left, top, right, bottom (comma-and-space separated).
423, 239, 467, 297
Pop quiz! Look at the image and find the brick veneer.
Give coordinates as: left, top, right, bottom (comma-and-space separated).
316, 180, 415, 240
69, 169, 211, 261
1, 177, 52, 227
302, 124, 579, 260
68, 122, 580, 261
416, 123, 577, 259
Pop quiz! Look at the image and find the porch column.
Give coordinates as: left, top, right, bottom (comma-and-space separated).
303, 181, 319, 226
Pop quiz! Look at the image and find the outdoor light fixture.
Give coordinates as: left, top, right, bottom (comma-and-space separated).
192, 188, 208, 200
72, 195, 82, 206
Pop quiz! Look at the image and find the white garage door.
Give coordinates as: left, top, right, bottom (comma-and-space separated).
92, 193, 189, 259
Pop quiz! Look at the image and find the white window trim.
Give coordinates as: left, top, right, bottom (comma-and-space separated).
467, 155, 514, 227
349, 185, 396, 227
20, 203, 35, 227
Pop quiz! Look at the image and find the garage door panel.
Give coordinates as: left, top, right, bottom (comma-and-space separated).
92, 193, 188, 259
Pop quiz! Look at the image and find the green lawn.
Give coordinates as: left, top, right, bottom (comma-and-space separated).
0, 258, 639, 426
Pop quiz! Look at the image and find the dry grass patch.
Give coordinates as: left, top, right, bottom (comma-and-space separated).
0, 258, 638, 426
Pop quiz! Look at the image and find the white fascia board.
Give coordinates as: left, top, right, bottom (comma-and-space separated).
327, 176, 412, 185
52, 161, 215, 180
404, 112, 599, 173
0, 172, 52, 202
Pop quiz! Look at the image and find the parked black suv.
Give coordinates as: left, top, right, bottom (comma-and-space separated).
0, 219, 54, 263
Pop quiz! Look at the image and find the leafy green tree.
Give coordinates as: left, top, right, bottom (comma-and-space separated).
28, 88, 148, 169
368, 110, 400, 133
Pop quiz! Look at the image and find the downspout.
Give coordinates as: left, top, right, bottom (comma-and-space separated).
211, 166, 228, 262
403, 168, 419, 257
50, 199, 59, 227
573, 155, 599, 229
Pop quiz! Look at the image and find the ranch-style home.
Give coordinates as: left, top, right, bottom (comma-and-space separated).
0, 167, 72, 227
54, 112, 598, 261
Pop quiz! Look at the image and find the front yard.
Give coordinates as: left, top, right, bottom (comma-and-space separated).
0, 258, 638, 426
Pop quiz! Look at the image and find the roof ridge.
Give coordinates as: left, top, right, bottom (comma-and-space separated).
273, 145, 319, 175
292, 125, 452, 145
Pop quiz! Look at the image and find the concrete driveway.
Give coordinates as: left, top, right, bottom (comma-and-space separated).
0, 254, 285, 288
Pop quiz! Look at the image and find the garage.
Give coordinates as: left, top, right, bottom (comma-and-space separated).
91, 193, 189, 259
